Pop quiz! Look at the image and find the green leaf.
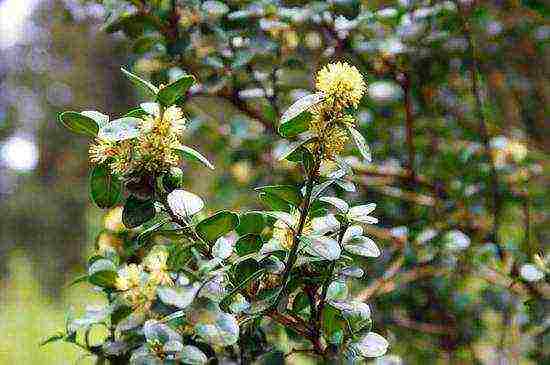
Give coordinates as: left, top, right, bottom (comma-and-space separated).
258, 192, 292, 212
346, 125, 372, 163
279, 92, 324, 138
80, 111, 109, 127
277, 137, 315, 161
121, 67, 159, 96
89, 270, 117, 288
57, 111, 99, 137
88, 259, 116, 288
235, 234, 263, 256
40, 333, 65, 346
256, 185, 302, 207
98, 117, 142, 141
232, 258, 260, 286
156, 74, 196, 106
220, 268, 265, 311
67, 274, 89, 288
89, 164, 122, 209
124, 107, 149, 118
174, 145, 215, 170
236, 212, 266, 235
196, 211, 239, 242
122, 196, 155, 228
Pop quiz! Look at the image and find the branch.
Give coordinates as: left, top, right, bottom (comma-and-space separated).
356, 254, 405, 301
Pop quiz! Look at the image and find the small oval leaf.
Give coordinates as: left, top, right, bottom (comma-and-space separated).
122, 196, 155, 228
157, 74, 196, 106
167, 189, 205, 218
58, 111, 99, 137
89, 164, 122, 209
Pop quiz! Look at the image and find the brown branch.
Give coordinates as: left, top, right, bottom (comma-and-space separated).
392, 311, 455, 335
398, 72, 416, 180
461, 10, 505, 261
356, 254, 405, 301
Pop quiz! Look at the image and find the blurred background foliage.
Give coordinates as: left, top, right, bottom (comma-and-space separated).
0, 0, 548, 363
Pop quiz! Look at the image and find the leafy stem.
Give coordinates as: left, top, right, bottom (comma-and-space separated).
316, 224, 347, 331
274, 153, 321, 307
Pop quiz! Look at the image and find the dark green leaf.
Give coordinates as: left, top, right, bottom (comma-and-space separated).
235, 234, 263, 256
232, 258, 260, 286
157, 74, 195, 106
256, 185, 302, 207
236, 212, 266, 235
89, 164, 122, 209
89, 270, 117, 288
258, 192, 292, 212
57, 111, 99, 137
196, 211, 239, 242
122, 196, 155, 228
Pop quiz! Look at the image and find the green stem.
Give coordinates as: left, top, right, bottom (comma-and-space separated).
274, 157, 320, 306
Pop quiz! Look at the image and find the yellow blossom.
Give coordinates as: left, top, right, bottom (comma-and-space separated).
89, 138, 119, 164
115, 264, 143, 292
308, 105, 351, 160
145, 250, 173, 286
315, 62, 366, 109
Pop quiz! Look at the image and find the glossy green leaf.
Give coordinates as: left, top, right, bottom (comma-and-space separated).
279, 92, 324, 138
196, 211, 239, 242
89, 164, 122, 209
258, 192, 292, 212
156, 74, 195, 106
235, 234, 263, 256
256, 185, 302, 207
57, 111, 99, 137
236, 212, 266, 235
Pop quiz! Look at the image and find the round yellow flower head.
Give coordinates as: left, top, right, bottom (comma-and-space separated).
145, 249, 173, 286
315, 62, 366, 109
115, 264, 143, 291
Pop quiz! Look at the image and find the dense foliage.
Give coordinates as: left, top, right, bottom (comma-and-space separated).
39, 0, 549, 364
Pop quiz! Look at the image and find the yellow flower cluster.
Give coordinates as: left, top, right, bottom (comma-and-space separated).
307, 62, 366, 161
114, 248, 173, 311
315, 62, 366, 110
89, 105, 187, 176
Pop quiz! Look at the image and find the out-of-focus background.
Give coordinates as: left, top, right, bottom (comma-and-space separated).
0, 0, 548, 363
